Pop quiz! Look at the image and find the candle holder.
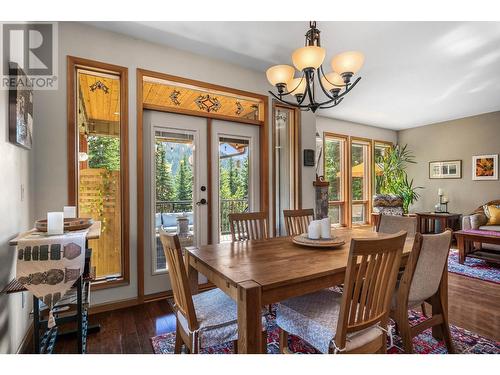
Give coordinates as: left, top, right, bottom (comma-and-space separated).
436, 193, 449, 213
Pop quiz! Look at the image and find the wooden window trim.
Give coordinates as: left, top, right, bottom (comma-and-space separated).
350, 137, 372, 226
323, 132, 348, 226
136, 68, 269, 302
271, 101, 301, 236
67, 56, 130, 290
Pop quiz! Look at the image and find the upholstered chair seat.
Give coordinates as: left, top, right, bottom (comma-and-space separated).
176, 288, 267, 349
276, 289, 384, 354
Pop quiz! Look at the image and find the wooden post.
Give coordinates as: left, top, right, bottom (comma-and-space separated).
237, 280, 262, 353
313, 176, 329, 220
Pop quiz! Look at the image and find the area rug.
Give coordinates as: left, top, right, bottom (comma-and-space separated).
448, 249, 500, 284
150, 310, 499, 354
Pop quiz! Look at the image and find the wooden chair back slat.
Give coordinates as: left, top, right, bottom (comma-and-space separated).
229, 212, 269, 241
283, 209, 315, 236
159, 230, 198, 332
335, 231, 407, 348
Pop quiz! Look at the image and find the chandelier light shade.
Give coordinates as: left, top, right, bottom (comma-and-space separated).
331, 51, 365, 76
320, 72, 345, 91
266, 65, 295, 86
292, 46, 326, 71
286, 77, 307, 96
266, 21, 364, 112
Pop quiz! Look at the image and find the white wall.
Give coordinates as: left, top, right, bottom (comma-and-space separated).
0, 88, 35, 353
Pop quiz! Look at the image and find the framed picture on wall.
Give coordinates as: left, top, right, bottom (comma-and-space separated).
8, 62, 34, 149
429, 160, 462, 179
472, 154, 498, 180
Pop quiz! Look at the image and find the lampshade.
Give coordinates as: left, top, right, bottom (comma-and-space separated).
292, 46, 326, 71
266, 65, 295, 86
321, 72, 344, 91
286, 78, 307, 96
331, 51, 365, 75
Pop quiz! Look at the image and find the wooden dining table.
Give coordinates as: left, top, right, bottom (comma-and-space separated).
185, 227, 448, 353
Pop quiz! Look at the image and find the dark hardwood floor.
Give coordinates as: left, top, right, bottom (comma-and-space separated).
52, 273, 499, 354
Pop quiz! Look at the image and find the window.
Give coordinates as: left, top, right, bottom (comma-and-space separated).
324, 134, 347, 226
374, 141, 392, 194
351, 139, 371, 225
68, 57, 129, 288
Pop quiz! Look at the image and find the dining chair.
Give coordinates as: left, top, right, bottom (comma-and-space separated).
276, 231, 407, 354
390, 230, 455, 353
376, 214, 425, 315
283, 208, 315, 236
377, 214, 417, 238
229, 212, 269, 241
159, 230, 268, 353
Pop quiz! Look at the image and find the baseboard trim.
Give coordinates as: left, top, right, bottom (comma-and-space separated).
89, 297, 139, 315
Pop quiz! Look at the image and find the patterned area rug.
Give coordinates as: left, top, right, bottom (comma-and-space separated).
151, 310, 499, 354
448, 249, 500, 284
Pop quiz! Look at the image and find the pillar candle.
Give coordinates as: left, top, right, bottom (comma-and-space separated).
320, 217, 331, 239
308, 220, 321, 239
438, 188, 443, 196
47, 212, 64, 235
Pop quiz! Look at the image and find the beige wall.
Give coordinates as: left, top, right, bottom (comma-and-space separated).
398, 111, 500, 214
0, 88, 35, 353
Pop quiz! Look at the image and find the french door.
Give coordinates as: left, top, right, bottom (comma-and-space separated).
143, 111, 260, 296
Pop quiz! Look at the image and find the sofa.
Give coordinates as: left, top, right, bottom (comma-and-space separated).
462, 200, 500, 250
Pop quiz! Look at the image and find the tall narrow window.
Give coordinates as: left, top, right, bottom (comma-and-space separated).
219, 137, 250, 242
351, 139, 371, 225
273, 105, 300, 235
324, 134, 347, 226
374, 141, 392, 194
69, 57, 129, 287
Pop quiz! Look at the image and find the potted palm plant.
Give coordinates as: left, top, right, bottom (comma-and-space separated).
376, 144, 422, 214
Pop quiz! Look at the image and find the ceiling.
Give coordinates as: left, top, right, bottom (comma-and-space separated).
86, 21, 500, 130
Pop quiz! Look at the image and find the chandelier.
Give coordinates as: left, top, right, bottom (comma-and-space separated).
266, 21, 364, 113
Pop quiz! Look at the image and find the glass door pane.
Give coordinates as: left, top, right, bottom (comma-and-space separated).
218, 137, 250, 241
153, 130, 194, 272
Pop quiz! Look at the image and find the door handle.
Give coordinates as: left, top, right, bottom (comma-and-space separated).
196, 198, 207, 206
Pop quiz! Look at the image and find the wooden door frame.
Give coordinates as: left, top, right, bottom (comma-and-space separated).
271, 100, 302, 237
136, 68, 269, 302
67, 56, 130, 290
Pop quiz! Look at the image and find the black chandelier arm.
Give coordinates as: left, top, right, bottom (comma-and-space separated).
317, 65, 345, 101
305, 70, 316, 107
277, 74, 307, 98
268, 91, 312, 110
319, 97, 344, 109
315, 76, 362, 107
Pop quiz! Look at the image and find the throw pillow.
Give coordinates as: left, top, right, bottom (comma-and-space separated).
486, 205, 500, 225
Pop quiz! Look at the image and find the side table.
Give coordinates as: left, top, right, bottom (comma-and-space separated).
416, 212, 461, 234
